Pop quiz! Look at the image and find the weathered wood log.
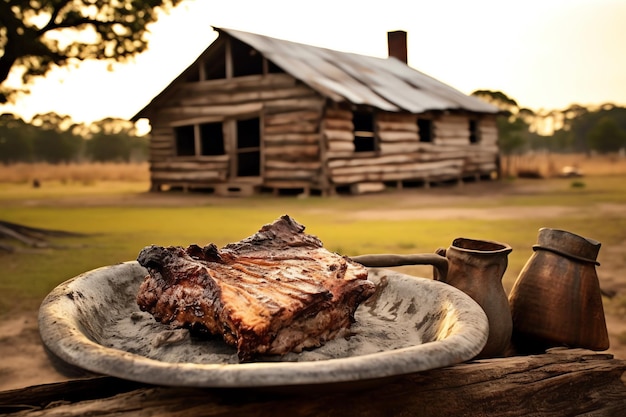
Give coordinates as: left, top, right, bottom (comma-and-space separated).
327, 154, 415, 168
378, 131, 419, 142
264, 120, 318, 134
264, 133, 321, 145
264, 97, 325, 113
332, 167, 462, 184
378, 142, 422, 154
3, 350, 621, 416
376, 120, 418, 132
414, 151, 470, 161
150, 171, 226, 181
326, 140, 355, 152
420, 144, 499, 154
149, 141, 172, 151
150, 160, 229, 171
265, 160, 321, 170
323, 118, 354, 131
436, 114, 468, 124
264, 144, 319, 158
158, 102, 263, 118
376, 112, 417, 123
324, 108, 352, 120
176, 86, 314, 107
325, 150, 359, 160
434, 137, 471, 146
149, 149, 173, 159
324, 129, 354, 141
264, 169, 317, 180
264, 110, 320, 126
177, 73, 297, 94
330, 160, 464, 177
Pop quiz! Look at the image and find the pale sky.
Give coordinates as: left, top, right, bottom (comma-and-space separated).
2, 0, 625, 124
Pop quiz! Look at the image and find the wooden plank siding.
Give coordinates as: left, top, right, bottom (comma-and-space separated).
145, 74, 498, 195
134, 28, 501, 195
146, 73, 325, 194
320, 111, 498, 193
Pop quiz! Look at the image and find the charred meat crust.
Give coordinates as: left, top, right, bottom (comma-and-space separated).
136, 215, 375, 361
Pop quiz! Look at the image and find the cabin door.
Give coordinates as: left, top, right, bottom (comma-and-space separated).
234, 116, 261, 178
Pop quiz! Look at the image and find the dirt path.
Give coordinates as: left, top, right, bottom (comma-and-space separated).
0, 312, 71, 391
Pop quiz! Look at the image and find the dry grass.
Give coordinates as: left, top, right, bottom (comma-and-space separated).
503, 153, 626, 178
0, 162, 150, 184
1, 154, 625, 185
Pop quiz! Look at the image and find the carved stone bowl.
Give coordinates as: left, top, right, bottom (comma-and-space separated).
39, 262, 488, 388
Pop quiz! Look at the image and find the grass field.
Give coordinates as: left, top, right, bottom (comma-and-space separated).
2, 170, 626, 317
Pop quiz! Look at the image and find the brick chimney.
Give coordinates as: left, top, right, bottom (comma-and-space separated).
387, 30, 407, 64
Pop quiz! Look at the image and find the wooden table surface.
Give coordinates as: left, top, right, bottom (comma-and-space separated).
1, 349, 625, 417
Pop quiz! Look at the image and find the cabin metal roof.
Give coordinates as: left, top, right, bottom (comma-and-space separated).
217, 27, 498, 114
134, 27, 498, 119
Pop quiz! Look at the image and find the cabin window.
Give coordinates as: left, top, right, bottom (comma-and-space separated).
174, 122, 225, 157
469, 119, 480, 144
236, 117, 261, 176
232, 38, 263, 77
417, 118, 433, 142
174, 125, 196, 156
200, 122, 225, 156
353, 111, 376, 152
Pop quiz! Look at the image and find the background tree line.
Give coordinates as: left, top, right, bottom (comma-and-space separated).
2, 2, 625, 167
472, 90, 626, 156
0, 112, 148, 163
3, 91, 626, 165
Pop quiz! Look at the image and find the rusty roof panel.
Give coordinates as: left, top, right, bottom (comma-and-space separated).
219, 27, 498, 114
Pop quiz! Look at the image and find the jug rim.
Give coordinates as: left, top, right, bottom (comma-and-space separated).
538, 227, 601, 247
536, 227, 601, 262
450, 237, 512, 255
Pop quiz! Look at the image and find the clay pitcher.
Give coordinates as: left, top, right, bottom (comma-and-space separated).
434, 238, 513, 359
508, 228, 609, 354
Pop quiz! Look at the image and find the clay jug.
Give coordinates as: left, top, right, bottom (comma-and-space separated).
508, 228, 609, 354
434, 238, 513, 359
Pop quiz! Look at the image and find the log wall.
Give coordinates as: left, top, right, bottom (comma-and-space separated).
146, 73, 324, 193
433, 114, 499, 178
145, 73, 499, 195
321, 111, 499, 194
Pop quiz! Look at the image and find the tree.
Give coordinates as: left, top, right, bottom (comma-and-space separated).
472, 90, 534, 176
555, 104, 626, 153
30, 112, 82, 162
587, 116, 626, 154
0, 113, 35, 162
85, 117, 144, 161
0, 0, 183, 102
472, 90, 520, 115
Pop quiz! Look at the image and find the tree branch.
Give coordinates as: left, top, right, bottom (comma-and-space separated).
38, 0, 73, 34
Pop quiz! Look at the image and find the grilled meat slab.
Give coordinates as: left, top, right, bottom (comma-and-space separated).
136, 215, 375, 361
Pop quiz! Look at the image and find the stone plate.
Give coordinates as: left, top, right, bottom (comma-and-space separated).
38, 261, 488, 388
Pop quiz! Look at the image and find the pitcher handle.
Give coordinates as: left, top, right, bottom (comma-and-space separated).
350, 253, 448, 281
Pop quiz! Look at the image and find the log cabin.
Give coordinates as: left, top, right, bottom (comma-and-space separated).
132, 27, 500, 196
